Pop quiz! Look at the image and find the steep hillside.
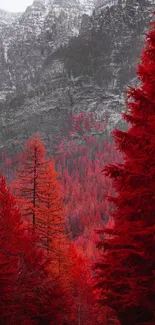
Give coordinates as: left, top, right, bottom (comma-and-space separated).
0, 0, 154, 155
0, 0, 95, 98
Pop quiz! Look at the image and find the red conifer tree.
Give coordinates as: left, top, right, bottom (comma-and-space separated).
0, 175, 45, 324
12, 135, 47, 228
0, 173, 71, 325
95, 16, 155, 325
37, 161, 68, 275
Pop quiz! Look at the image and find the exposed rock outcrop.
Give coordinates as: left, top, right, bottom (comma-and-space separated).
0, 0, 154, 155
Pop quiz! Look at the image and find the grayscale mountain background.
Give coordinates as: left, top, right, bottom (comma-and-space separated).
0, 0, 154, 156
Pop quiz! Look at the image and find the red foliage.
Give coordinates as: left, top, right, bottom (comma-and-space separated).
95, 16, 155, 325
12, 135, 48, 227
12, 136, 71, 280
55, 112, 121, 257
66, 242, 105, 325
0, 174, 70, 325
0, 175, 25, 323
36, 161, 67, 261
0, 115, 125, 324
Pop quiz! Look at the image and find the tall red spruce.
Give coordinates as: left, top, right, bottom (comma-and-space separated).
12, 135, 47, 227
95, 15, 155, 325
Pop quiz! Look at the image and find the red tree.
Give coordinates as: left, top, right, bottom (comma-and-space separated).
0, 175, 45, 324
12, 135, 47, 228
0, 174, 70, 325
12, 136, 68, 267
95, 15, 155, 325
37, 161, 67, 269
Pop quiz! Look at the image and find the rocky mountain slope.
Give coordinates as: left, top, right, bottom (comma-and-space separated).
0, 0, 154, 156
0, 0, 93, 97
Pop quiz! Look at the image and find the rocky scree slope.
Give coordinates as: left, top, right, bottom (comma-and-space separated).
0, 0, 154, 156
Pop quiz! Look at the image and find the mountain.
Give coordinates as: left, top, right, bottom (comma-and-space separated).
0, 0, 154, 156
0, 0, 92, 97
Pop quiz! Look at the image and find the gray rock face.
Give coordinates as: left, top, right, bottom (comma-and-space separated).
0, 0, 91, 97
0, 0, 154, 155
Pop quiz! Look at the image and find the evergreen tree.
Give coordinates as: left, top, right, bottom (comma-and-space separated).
0, 174, 70, 324
12, 136, 71, 301
95, 16, 155, 325
37, 161, 68, 275
12, 135, 47, 228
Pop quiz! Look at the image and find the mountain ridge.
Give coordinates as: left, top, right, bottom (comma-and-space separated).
0, 0, 154, 156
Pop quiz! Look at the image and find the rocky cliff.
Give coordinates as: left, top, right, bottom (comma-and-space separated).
0, 0, 154, 156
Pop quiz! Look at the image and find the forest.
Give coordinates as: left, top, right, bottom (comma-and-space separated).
0, 12, 155, 325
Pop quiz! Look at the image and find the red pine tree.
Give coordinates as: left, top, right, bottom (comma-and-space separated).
37, 162, 65, 249
0, 175, 43, 324
95, 15, 155, 325
12, 135, 47, 228
0, 174, 70, 325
